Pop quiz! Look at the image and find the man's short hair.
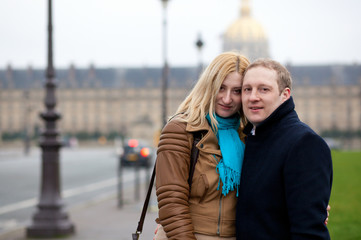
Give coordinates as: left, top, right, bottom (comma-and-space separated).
243, 58, 292, 94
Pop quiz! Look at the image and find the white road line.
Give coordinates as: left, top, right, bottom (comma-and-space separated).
62, 177, 117, 198
0, 170, 148, 215
0, 198, 37, 215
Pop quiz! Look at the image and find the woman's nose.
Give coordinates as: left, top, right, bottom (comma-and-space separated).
223, 91, 232, 104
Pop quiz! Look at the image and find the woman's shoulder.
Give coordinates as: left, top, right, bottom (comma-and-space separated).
164, 117, 188, 134
158, 117, 191, 153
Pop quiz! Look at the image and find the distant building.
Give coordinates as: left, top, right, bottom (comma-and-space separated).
223, 0, 270, 61
0, 63, 360, 148
0, 64, 198, 146
1, 0, 360, 149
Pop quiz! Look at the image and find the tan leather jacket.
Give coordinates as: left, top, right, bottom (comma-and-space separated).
156, 117, 245, 239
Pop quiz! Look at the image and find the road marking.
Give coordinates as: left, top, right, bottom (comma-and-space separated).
0, 170, 149, 215
62, 178, 117, 198
0, 198, 37, 215
0, 219, 19, 229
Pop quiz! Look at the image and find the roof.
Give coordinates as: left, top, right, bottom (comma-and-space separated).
0, 64, 360, 90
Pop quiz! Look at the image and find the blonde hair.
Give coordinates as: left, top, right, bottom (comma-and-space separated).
174, 52, 250, 131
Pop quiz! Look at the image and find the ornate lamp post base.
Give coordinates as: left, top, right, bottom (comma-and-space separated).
27, 209, 74, 238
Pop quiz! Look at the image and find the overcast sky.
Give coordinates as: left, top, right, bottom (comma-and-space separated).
1, 0, 360, 69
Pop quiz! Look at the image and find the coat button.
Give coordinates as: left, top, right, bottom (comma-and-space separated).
200, 144, 204, 148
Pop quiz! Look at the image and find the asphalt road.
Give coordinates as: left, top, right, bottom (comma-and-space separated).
0, 146, 154, 235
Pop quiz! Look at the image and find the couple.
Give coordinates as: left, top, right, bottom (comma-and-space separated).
155, 52, 333, 239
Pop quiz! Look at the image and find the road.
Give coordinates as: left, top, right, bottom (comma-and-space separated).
0, 146, 154, 235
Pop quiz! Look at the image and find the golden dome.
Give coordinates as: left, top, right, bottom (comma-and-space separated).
223, 0, 270, 60
224, 17, 267, 41
224, 0, 267, 41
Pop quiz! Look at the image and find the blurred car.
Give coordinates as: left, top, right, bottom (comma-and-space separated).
120, 139, 152, 167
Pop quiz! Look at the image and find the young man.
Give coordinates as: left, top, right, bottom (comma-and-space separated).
236, 59, 333, 239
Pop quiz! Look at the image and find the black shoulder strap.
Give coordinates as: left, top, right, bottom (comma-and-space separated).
133, 163, 155, 240
133, 131, 203, 239
187, 131, 202, 193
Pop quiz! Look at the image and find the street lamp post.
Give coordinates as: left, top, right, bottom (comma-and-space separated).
160, 0, 170, 127
195, 33, 204, 76
26, 0, 75, 237
23, 90, 31, 155
0, 86, 2, 146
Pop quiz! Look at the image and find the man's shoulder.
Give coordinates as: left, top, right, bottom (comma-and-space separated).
280, 115, 315, 136
276, 117, 326, 145
282, 120, 330, 152
289, 120, 320, 138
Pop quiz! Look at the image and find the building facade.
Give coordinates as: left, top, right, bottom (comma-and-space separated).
0, 63, 360, 149
0, 65, 198, 146
1, 0, 360, 149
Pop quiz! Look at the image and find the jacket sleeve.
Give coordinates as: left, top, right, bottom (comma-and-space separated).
155, 120, 196, 239
284, 132, 333, 240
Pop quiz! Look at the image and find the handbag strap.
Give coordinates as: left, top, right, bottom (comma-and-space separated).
133, 162, 156, 240
133, 131, 203, 239
187, 131, 202, 193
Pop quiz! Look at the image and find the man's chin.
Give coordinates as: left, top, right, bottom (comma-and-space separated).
246, 117, 262, 126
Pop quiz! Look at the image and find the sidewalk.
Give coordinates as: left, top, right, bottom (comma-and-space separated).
0, 192, 159, 240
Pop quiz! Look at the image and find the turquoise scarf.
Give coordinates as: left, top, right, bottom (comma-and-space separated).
206, 114, 245, 196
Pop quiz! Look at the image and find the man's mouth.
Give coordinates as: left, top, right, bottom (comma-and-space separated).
249, 106, 262, 111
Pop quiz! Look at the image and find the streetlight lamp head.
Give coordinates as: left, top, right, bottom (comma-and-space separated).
161, 0, 169, 8
196, 33, 204, 51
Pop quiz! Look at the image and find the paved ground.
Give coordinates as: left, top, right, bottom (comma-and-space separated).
0, 189, 159, 240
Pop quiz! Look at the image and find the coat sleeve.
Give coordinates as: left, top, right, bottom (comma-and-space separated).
155, 120, 196, 239
284, 132, 333, 240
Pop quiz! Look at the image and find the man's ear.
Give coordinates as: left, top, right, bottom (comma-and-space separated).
282, 88, 291, 102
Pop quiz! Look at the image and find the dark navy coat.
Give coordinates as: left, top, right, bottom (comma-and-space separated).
236, 97, 333, 240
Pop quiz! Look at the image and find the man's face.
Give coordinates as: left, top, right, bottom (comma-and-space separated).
242, 67, 290, 126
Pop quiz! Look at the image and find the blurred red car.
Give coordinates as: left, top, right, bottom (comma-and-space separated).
120, 139, 152, 167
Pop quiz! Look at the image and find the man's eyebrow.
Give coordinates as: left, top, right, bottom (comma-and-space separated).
259, 84, 273, 88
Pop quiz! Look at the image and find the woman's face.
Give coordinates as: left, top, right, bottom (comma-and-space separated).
215, 72, 243, 118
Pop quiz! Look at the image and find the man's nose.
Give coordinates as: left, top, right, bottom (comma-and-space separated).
249, 89, 260, 101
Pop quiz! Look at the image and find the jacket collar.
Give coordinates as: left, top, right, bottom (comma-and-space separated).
186, 119, 222, 156
244, 96, 296, 136
185, 118, 245, 156
185, 119, 210, 133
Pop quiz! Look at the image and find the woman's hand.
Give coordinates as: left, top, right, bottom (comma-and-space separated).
153, 224, 159, 240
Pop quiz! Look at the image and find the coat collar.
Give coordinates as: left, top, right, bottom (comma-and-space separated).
244, 96, 296, 136
186, 119, 222, 156
185, 118, 245, 156
185, 119, 210, 133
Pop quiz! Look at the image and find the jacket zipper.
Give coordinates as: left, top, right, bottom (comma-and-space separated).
217, 193, 223, 235
213, 154, 222, 236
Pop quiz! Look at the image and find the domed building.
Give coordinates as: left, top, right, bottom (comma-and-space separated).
223, 0, 270, 61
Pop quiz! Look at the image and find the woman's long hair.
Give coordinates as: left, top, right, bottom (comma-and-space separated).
174, 51, 250, 131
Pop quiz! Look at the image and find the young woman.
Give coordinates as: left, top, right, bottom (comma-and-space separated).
155, 52, 249, 239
